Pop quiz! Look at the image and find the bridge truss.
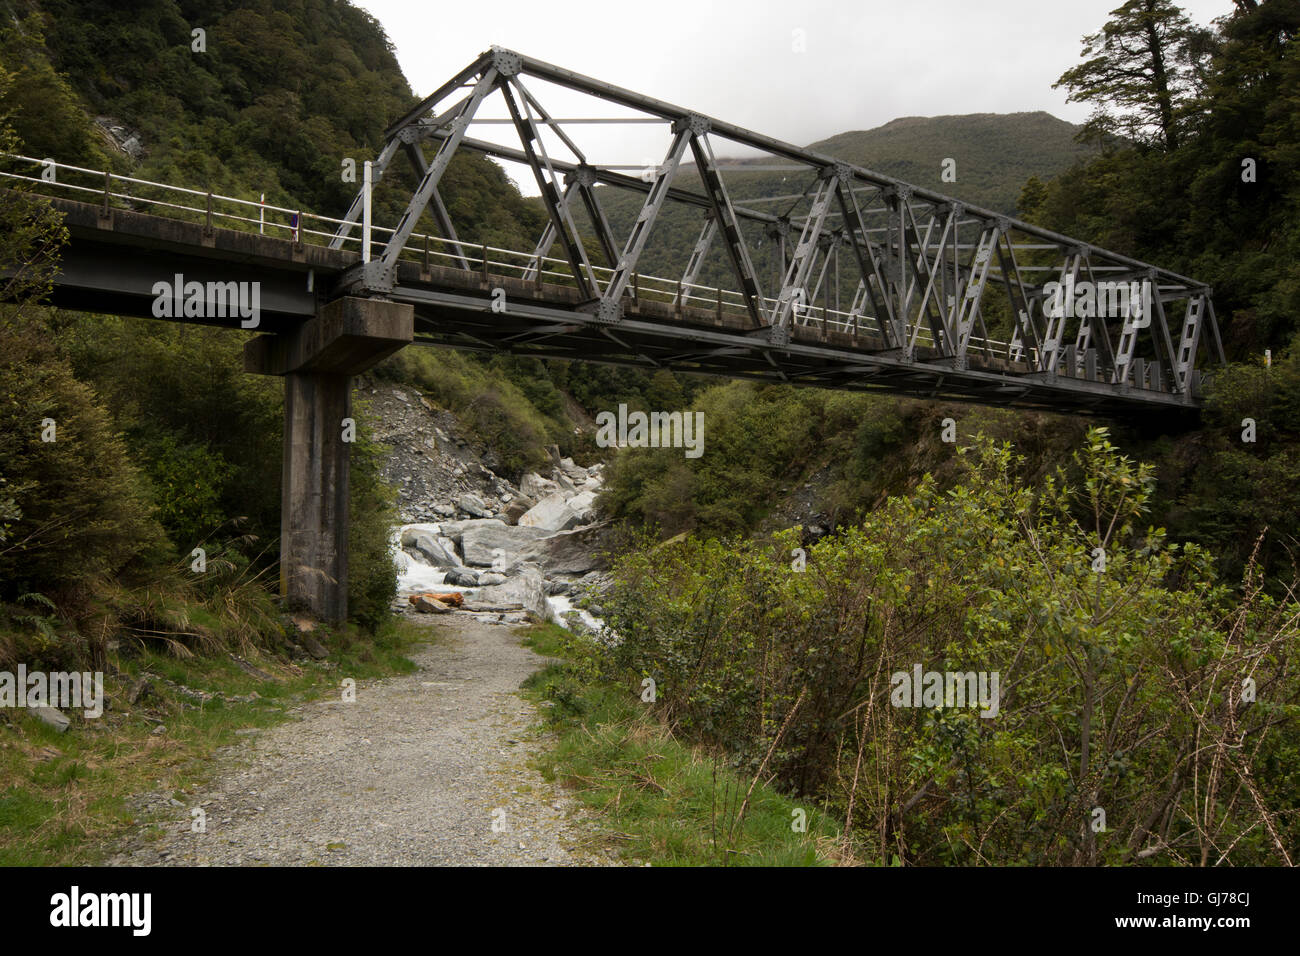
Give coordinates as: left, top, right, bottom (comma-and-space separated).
326, 47, 1224, 413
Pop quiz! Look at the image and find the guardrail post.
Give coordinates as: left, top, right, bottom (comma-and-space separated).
423, 234, 430, 275
675, 280, 683, 317
716, 286, 722, 322
204, 191, 213, 235
362, 160, 372, 263
632, 272, 639, 306
101, 170, 111, 217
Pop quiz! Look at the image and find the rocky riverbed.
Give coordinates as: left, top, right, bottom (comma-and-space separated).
366, 380, 612, 635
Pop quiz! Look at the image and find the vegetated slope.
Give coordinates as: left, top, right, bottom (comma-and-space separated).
809, 111, 1093, 214
9, 0, 545, 248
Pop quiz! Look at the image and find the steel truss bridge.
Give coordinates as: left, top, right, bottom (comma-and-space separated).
6, 47, 1226, 416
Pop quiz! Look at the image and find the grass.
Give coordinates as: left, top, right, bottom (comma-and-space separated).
0, 616, 429, 866
518, 622, 849, 866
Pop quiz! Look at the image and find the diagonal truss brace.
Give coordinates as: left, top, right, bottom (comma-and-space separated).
950, 222, 1001, 365
837, 183, 901, 348
589, 119, 695, 323
502, 77, 601, 299
770, 167, 839, 339
679, 215, 718, 302
399, 136, 472, 271
330, 136, 402, 251
690, 128, 768, 330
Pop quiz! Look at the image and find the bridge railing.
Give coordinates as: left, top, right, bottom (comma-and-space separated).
3, 153, 1025, 362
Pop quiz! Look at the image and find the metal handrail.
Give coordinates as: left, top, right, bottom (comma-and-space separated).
3, 153, 1026, 360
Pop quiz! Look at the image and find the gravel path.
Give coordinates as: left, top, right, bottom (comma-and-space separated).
107, 617, 620, 866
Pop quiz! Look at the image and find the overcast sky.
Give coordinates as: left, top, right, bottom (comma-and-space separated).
354, 0, 1232, 192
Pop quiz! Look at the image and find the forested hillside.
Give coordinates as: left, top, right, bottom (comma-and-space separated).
811, 111, 1094, 213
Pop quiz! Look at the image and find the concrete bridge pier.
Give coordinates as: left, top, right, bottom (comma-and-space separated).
245, 296, 413, 623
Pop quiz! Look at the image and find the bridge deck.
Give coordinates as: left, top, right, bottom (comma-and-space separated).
41, 193, 1198, 416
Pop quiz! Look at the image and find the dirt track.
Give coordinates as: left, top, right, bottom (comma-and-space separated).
107, 617, 617, 866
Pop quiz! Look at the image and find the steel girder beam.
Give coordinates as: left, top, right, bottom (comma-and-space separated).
952, 223, 1000, 364
772, 169, 838, 338
521, 178, 577, 282
837, 184, 900, 347
1173, 292, 1208, 391
678, 214, 718, 301
519, 164, 621, 281
383, 52, 495, 138
999, 236, 1041, 365
1146, 275, 1182, 392
400, 140, 471, 271
573, 166, 622, 269
901, 198, 958, 357
1039, 252, 1081, 372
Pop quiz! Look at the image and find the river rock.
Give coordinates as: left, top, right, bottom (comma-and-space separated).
501, 500, 529, 526
517, 492, 580, 532
520, 472, 558, 499
407, 533, 459, 568
470, 564, 554, 623
559, 457, 589, 482
437, 517, 506, 545
530, 523, 612, 575
457, 493, 492, 518
443, 567, 481, 587
566, 490, 597, 523
399, 525, 442, 547
460, 522, 553, 567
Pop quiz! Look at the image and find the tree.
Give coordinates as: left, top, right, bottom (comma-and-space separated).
1055, 0, 1211, 151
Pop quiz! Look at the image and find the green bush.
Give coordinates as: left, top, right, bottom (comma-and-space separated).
601, 429, 1300, 865
0, 313, 165, 605
347, 398, 398, 632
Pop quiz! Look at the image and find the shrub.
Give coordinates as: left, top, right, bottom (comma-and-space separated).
601, 429, 1300, 865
